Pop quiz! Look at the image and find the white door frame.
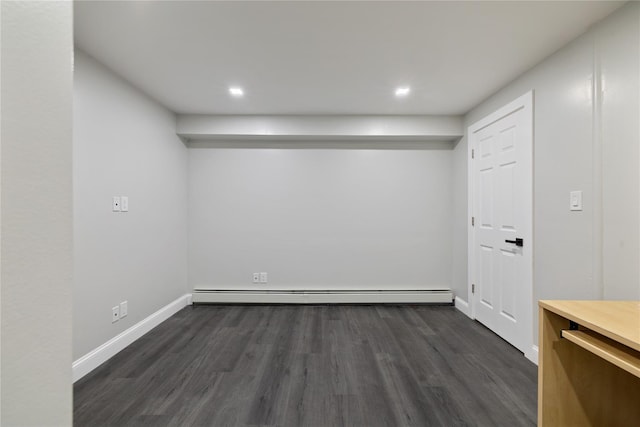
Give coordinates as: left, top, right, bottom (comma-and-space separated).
467, 91, 536, 364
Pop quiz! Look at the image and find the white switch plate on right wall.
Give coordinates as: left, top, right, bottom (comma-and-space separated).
570, 191, 583, 211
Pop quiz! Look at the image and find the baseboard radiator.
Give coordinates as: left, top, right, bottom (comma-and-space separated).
192, 289, 453, 304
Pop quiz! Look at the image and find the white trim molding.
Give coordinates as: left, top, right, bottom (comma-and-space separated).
526, 345, 539, 365
192, 289, 453, 304
73, 294, 192, 382
454, 296, 472, 318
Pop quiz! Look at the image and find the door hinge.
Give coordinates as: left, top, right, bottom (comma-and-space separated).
472, 284, 475, 294
471, 149, 475, 159
471, 216, 475, 226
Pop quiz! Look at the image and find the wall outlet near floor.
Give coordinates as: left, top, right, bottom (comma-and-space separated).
112, 196, 121, 212
120, 300, 128, 318
253, 273, 260, 283
112, 305, 120, 323
259, 272, 268, 284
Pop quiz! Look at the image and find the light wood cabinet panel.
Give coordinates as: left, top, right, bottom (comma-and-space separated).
538, 301, 640, 426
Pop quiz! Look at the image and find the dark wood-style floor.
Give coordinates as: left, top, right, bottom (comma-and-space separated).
74, 305, 537, 426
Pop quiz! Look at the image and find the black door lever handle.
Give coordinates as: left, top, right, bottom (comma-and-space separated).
505, 238, 524, 247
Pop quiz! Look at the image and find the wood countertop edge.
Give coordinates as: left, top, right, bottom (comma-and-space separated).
539, 300, 640, 353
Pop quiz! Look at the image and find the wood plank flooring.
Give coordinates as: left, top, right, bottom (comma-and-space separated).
74, 305, 537, 426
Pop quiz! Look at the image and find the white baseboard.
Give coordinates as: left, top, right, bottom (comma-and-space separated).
454, 296, 472, 318
526, 344, 539, 365
73, 293, 192, 382
192, 289, 453, 304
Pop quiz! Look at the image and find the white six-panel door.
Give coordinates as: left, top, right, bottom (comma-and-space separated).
468, 92, 533, 356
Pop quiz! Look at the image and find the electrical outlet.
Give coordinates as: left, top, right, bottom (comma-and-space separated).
112, 305, 120, 323
121, 196, 129, 212
260, 272, 268, 283
253, 273, 260, 284
120, 300, 128, 318
112, 196, 121, 212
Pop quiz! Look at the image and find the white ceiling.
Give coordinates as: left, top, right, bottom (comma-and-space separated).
74, 1, 623, 116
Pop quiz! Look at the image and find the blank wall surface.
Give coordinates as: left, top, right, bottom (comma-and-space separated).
73, 50, 188, 360
189, 147, 452, 290
1, 2, 73, 424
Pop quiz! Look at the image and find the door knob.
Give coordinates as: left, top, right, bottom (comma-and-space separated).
505, 238, 524, 247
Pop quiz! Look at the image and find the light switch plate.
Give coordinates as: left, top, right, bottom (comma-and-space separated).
570, 191, 582, 211
120, 301, 128, 318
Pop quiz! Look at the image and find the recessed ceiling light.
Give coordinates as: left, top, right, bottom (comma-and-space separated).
395, 86, 411, 97
229, 86, 244, 97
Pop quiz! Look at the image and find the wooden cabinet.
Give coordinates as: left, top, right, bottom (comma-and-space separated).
538, 300, 640, 426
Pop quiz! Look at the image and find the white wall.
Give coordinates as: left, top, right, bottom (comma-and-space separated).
452, 3, 640, 341
177, 114, 463, 141
189, 144, 452, 291
73, 50, 188, 360
450, 136, 467, 303
1, 1, 73, 425
599, 6, 640, 300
